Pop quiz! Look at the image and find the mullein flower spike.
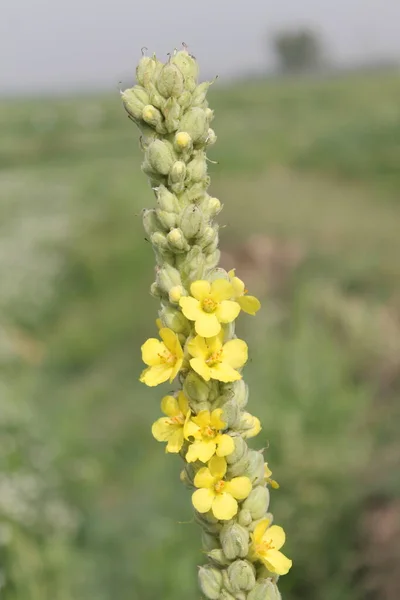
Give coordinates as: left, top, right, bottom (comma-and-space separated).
123, 46, 291, 598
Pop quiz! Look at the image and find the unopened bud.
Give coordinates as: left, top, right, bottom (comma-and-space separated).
205, 107, 215, 122
157, 62, 184, 98
236, 412, 262, 439
121, 86, 149, 119
174, 131, 193, 152
163, 97, 181, 133
178, 90, 192, 109
148, 84, 165, 110
186, 152, 207, 182
136, 55, 158, 89
176, 245, 206, 283
202, 195, 222, 218
167, 228, 190, 252
179, 205, 205, 239
150, 231, 169, 252
202, 531, 220, 552
183, 371, 213, 405
142, 208, 162, 237
222, 380, 248, 410
187, 181, 208, 202
205, 248, 221, 270
155, 264, 182, 293
168, 160, 187, 193
220, 399, 240, 428
191, 80, 213, 107
238, 508, 252, 527
227, 560, 256, 593
243, 450, 265, 484
247, 579, 281, 600
199, 225, 218, 249
171, 50, 199, 81
142, 104, 166, 133
198, 565, 222, 600
243, 486, 270, 520
207, 549, 230, 567
168, 285, 184, 303
220, 522, 249, 560
206, 128, 217, 146
218, 591, 236, 600
156, 209, 177, 230
155, 185, 180, 212
225, 436, 248, 465
147, 139, 175, 175
179, 107, 208, 143
150, 282, 161, 298
160, 305, 189, 334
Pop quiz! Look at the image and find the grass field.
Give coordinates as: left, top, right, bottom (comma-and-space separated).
1, 70, 399, 600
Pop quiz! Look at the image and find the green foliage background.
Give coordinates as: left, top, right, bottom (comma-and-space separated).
1, 70, 399, 599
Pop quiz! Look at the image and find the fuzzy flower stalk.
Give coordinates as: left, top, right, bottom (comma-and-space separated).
122, 46, 291, 600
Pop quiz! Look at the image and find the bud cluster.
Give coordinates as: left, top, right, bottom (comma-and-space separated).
122, 46, 290, 599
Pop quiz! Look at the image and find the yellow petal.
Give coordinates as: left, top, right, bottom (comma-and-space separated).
253, 518, 270, 545
228, 269, 235, 278
192, 410, 211, 428
194, 466, 215, 489
230, 275, 245, 297
209, 362, 241, 383
188, 440, 216, 463
141, 338, 164, 366
151, 417, 172, 442
262, 550, 292, 576
212, 492, 238, 520
210, 408, 225, 431
190, 280, 211, 301
215, 434, 235, 457
238, 295, 261, 316
210, 279, 233, 302
184, 418, 200, 440
155, 318, 162, 330
169, 356, 183, 382
161, 395, 180, 417
159, 328, 178, 353
139, 364, 171, 387
215, 300, 241, 323
187, 336, 209, 359
222, 339, 248, 369
192, 488, 215, 513
190, 357, 211, 381
224, 476, 252, 500
177, 391, 189, 414
179, 296, 203, 321
166, 428, 184, 453
264, 525, 286, 551
264, 463, 272, 478
195, 313, 221, 337
208, 455, 227, 480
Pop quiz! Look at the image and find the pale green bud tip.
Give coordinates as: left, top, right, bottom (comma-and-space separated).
157, 62, 184, 97
175, 131, 192, 150
198, 566, 223, 600
227, 560, 256, 592
247, 579, 281, 600
220, 523, 249, 560
243, 486, 270, 520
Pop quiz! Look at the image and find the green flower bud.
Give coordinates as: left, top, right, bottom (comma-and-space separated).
146, 139, 175, 175
142, 208, 162, 237
199, 225, 218, 249
155, 185, 180, 213
148, 84, 165, 110
183, 371, 212, 404
176, 245, 206, 284
185, 76, 197, 93
177, 90, 192, 109
174, 131, 193, 153
227, 560, 256, 593
222, 380, 248, 409
179, 107, 208, 143
187, 181, 208, 202
179, 205, 205, 239
227, 454, 251, 478
168, 285, 184, 303
155, 263, 182, 293
159, 305, 189, 334
168, 160, 187, 193
206, 128, 217, 146
167, 228, 190, 252
220, 399, 240, 428
163, 97, 182, 133
202, 195, 222, 218
205, 107, 215, 123
220, 522, 249, 560
186, 152, 207, 182
247, 579, 281, 600
202, 531, 220, 552
171, 50, 199, 81
198, 565, 222, 600
194, 511, 221, 534
225, 436, 248, 465
191, 80, 213, 107
149, 282, 161, 298
150, 231, 169, 251
243, 486, 270, 520
222, 570, 235, 594
141, 159, 163, 182
121, 86, 149, 119
205, 248, 221, 270
156, 62, 184, 98
136, 55, 159, 89
244, 451, 265, 484
208, 549, 231, 567
238, 508, 252, 527
156, 209, 177, 230
142, 104, 166, 133
218, 590, 236, 600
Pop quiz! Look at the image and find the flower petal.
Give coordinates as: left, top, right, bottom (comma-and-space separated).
192, 488, 215, 513
169, 356, 183, 382
222, 339, 248, 369
161, 395, 180, 417
188, 440, 217, 463
190, 280, 211, 301
238, 295, 261, 316
187, 336, 209, 359
141, 338, 164, 366
190, 357, 211, 381
225, 476, 252, 500
177, 391, 189, 414
210, 279, 233, 301
151, 418, 172, 442
179, 296, 203, 321
264, 525, 286, 551
192, 410, 211, 428
215, 434, 235, 457
194, 467, 215, 489
253, 518, 270, 545
215, 300, 241, 324
212, 492, 238, 520
262, 550, 292, 576
210, 408, 225, 431
208, 455, 227, 480
166, 428, 184, 453
195, 313, 221, 337
184, 418, 200, 440
140, 364, 171, 387
159, 328, 178, 353
230, 275, 245, 297
209, 362, 241, 383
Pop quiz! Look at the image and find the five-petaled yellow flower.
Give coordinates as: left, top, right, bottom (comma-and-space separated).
228, 269, 261, 316
187, 334, 248, 383
192, 456, 252, 521
152, 392, 191, 453
140, 327, 183, 386
249, 518, 292, 575
179, 279, 240, 338
184, 408, 234, 463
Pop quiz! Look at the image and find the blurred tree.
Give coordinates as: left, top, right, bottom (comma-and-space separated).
272, 29, 324, 73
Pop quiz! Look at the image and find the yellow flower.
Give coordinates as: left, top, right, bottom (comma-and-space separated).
228, 269, 261, 316
192, 456, 252, 521
179, 279, 240, 338
152, 392, 191, 453
187, 334, 248, 383
140, 327, 183, 386
184, 408, 234, 463
249, 519, 292, 575
264, 463, 279, 489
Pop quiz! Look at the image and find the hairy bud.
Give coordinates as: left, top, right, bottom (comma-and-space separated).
227, 560, 256, 593
198, 565, 223, 600
220, 522, 249, 560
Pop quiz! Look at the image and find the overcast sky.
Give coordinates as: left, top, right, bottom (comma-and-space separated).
1, 0, 399, 95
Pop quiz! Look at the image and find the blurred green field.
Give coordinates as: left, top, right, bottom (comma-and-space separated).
1, 70, 399, 600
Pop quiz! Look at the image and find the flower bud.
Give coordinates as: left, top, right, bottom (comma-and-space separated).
148, 83, 165, 110
156, 209, 177, 230
205, 107, 215, 122
218, 590, 236, 600
151, 231, 171, 253
220, 399, 240, 428
167, 228, 190, 252
202, 531, 220, 552
205, 248, 221, 269
142, 208, 162, 237
206, 128, 217, 146
247, 579, 281, 600
163, 97, 181, 133
146, 139, 175, 175
191, 80, 213, 107
168, 285, 184, 304
225, 436, 248, 465
186, 152, 207, 182
187, 181, 208, 202
178, 90, 192, 109
227, 560, 256, 593
141, 159, 163, 182
222, 380, 248, 409
155, 264, 182, 293
168, 160, 187, 193
157, 62, 184, 98
194, 511, 221, 534
174, 131, 193, 153
142, 104, 166, 133
160, 305, 190, 334
150, 282, 161, 297
243, 486, 270, 520
179, 107, 208, 143
236, 412, 262, 439
198, 225, 218, 248
198, 565, 222, 600
238, 508, 252, 527
222, 570, 235, 594
202, 195, 222, 218
183, 371, 212, 404
243, 450, 265, 484
220, 522, 249, 560
136, 55, 158, 89
207, 549, 230, 567
179, 205, 205, 239
176, 245, 206, 283
227, 454, 251, 478
171, 50, 199, 81
121, 86, 150, 119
